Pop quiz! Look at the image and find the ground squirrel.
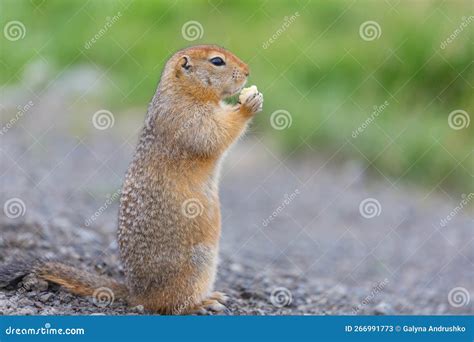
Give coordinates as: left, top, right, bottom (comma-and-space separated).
0, 45, 263, 314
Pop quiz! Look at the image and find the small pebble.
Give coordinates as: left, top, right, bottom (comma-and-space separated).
373, 302, 394, 315
39, 293, 54, 302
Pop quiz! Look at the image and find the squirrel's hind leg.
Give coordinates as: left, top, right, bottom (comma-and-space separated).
189, 297, 228, 315
209, 291, 229, 304
188, 291, 230, 315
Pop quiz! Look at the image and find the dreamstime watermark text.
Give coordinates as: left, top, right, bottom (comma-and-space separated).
0, 101, 34, 136
262, 188, 300, 227
352, 101, 389, 138
352, 278, 389, 314
84, 12, 123, 49
5, 323, 85, 336
439, 193, 473, 228
440, 16, 474, 50
85, 189, 121, 227
262, 12, 300, 49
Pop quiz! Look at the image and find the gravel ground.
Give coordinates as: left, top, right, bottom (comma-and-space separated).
0, 81, 472, 315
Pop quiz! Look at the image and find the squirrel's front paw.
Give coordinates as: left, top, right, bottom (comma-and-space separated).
239, 85, 263, 115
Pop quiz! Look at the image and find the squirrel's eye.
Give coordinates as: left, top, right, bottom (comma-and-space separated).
209, 57, 225, 66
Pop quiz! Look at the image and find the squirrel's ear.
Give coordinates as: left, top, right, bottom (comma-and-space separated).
178, 55, 193, 72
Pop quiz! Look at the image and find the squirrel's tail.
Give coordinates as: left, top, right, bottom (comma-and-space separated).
0, 257, 128, 301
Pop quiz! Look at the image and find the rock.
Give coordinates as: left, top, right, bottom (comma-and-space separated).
132, 305, 145, 314
373, 302, 394, 315
328, 284, 348, 298
0, 299, 11, 311
51, 217, 72, 231
230, 263, 243, 272
436, 303, 447, 314
16, 307, 37, 315
60, 293, 74, 303
26, 291, 39, 298
240, 291, 253, 299
39, 293, 54, 302
34, 301, 44, 308
17, 297, 34, 306
20, 274, 49, 292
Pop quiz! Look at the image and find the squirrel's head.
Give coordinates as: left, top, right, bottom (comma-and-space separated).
164, 45, 250, 102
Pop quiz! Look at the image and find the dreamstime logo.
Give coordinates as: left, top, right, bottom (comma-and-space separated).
440, 193, 473, 228
3, 198, 26, 219
4, 322, 85, 335
92, 287, 115, 307
262, 188, 300, 227
181, 198, 203, 218
3, 21, 26, 41
181, 21, 204, 41
359, 21, 381, 41
270, 287, 292, 307
0, 100, 34, 136
85, 188, 121, 227
352, 278, 389, 314
84, 11, 123, 49
440, 16, 474, 50
448, 287, 470, 308
262, 12, 300, 49
448, 109, 470, 130
172, 294, 199, 315
92, 109, 115, 130
359, 198, 381, 219
352, 100, 389, 138
270, 109, 292, 130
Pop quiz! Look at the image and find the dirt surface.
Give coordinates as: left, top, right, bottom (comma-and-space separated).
0, 81, 472, 315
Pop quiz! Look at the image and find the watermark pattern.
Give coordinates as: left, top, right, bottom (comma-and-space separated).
84, 12, 123, 49
359, 21, 381, 41
181, 198, 204, 218
352, 100, 389, 138
181, 21, 204, 41
172, 294, 199, 314
359, 198, 381, 219
92, 287, 115, 307
0, 100, 34, 136
447, 287, 470, 308
439, 193, 473, 228
270, 287, 292, 307
3, 20, 26, 41
440, 16, 474, 49
85, 189, 121, 227
262, 188, 300, 227
262, 12, 300, 49
448, 109, 470, 130
92, 109, 115, 130
3, 197, 26, 219
173, 116, 199, 140
352, 278, 389, 314
16, 274, 46, 295
270, 109, 292, 130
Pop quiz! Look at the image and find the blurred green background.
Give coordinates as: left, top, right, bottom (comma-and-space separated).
1, 0, 472, 192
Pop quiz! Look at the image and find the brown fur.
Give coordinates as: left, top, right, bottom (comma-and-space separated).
118, 44, 262, 314
38, 262, 128, 299
0, 45, 262, 314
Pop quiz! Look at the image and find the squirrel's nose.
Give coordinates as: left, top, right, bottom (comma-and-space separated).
242, 65, 250, 77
